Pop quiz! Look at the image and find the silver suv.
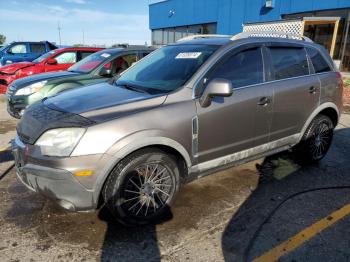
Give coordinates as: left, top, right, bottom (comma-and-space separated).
13, 33, 343, 225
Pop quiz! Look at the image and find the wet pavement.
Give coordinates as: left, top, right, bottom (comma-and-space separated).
0, 97, 350, 261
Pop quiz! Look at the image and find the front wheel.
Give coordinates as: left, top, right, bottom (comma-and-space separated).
102, 148, 181, 225
294, 115, 334, 164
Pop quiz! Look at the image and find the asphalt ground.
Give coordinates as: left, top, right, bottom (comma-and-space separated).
0, 95, 349, 261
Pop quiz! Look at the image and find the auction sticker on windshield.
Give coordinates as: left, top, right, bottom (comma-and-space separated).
101, 53, 111, 58
175, 52, 202, 59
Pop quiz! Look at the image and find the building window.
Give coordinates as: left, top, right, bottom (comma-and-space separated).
174, 26, 188, 42
152, 30, 163, 46
152, 23, 217, 45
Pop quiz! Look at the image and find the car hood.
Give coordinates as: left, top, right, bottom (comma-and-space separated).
11, 71, 79, 89
0, 62, 35, 74
44, 82, 167, 122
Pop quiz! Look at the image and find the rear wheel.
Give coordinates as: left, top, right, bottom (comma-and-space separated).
295, 115, 334, 164
102, 148, 180, 225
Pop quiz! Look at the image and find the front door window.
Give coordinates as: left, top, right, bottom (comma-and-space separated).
55, 52, 77, 64
9, 44, 27, 54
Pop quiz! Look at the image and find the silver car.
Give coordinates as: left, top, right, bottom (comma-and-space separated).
13, 33, 343, 225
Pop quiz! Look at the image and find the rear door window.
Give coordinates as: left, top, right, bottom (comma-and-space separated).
30, 43, 46, 53
54, 52, 77, 64
210, 47, 264, 88
306, 47, 332, 73
79, 51, 95, 60
107, 53, 138, 75
268, 47, 309, 80
140, 52, 152, 58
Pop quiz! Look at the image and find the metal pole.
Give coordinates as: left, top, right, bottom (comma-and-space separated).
340, 12, 350, 71
57, 21, 62, 46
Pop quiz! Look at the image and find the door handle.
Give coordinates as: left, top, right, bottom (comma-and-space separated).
309, 86, 317, 94
257, 97, 271, 106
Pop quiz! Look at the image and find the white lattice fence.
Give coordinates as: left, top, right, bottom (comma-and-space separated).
243, 20, 304, 36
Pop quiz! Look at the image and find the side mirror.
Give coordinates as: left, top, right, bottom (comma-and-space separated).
6, 50, 13, 55
46, 58, 57, 65
99, 67, 112, 77
199, 78, 233, 108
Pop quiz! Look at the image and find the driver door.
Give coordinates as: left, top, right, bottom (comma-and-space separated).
44, 51, 77, 72
195, 45, 273, 164
4, 43, 30, 64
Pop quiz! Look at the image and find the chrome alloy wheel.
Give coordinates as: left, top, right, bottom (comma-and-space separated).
310, 121, 332, 160
121, 163, 174, 218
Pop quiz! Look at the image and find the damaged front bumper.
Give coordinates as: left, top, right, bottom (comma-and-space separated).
12, 135, 108, 212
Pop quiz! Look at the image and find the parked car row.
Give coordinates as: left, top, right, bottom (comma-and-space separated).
6, 46, 154, 118
0, 46, 103, 94
10, 34, 343, 225
0, 41, 57, 66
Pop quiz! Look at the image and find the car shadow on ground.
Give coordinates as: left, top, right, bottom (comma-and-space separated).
0, 149, 13, 165
98, 207, 173, 262
221, 127, 350, 262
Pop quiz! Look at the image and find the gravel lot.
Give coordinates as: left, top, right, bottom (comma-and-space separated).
0, 96, 350, 261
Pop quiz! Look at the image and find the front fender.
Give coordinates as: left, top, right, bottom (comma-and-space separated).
91, 130, 192, 205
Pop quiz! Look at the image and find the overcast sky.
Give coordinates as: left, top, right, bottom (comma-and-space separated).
0, 0, 151, 46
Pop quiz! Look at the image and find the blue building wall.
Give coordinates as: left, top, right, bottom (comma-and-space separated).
149, 0, 350, 34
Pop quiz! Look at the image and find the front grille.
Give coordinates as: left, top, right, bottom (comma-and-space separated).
17, 102, 95, 144
0, 79, 7, 85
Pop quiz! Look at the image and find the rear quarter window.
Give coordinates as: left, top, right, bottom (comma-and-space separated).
268, 47, 309, 80
306, 47, 332, 74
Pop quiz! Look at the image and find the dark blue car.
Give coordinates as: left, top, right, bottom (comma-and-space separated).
0, 41, 57, 66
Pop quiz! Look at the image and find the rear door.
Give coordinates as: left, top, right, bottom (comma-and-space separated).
306, 47, 339, 105
195, 45, 274, 163
266, 44, 320, 142
28, 43, 47, 60
44, 51, 78, 72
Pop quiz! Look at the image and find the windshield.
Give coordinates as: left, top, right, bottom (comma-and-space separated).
115, 44, 219, 94
0, 44, 9, 52
68, 51, 113, 73
33, 50, 57, 63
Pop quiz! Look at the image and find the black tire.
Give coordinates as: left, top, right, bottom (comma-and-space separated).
102, 148, 181, 226
294, 115, 334, 165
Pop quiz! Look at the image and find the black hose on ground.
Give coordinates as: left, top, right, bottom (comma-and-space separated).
244, 185, 350, 262
0, 163, 14, 181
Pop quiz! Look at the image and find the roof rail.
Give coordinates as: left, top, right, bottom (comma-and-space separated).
177, 34, 231, 42
231, 31, 313, 42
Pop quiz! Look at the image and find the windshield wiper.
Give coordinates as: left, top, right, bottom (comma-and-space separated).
118, 83, 149, 94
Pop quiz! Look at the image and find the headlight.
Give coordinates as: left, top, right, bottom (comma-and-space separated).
15, 81, 47, 96
35, 128, 85, 157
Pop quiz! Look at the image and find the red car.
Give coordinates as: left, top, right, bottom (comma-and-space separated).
0, 47, 103, 93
